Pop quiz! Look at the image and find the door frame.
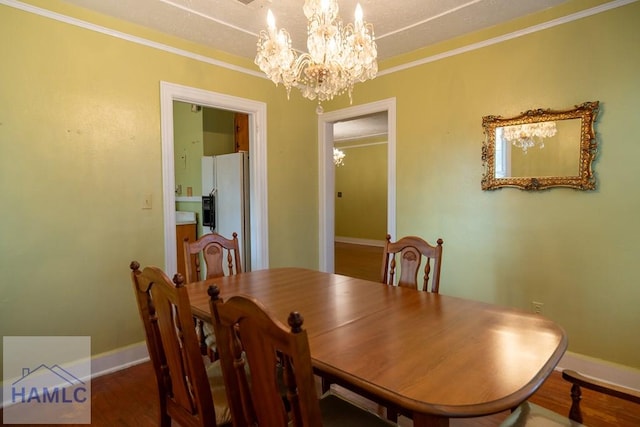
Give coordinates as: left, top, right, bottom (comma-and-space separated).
160, 81, 269, 274
318, 98, 397, 272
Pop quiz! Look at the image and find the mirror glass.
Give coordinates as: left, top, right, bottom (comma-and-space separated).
482, 101, 599, 190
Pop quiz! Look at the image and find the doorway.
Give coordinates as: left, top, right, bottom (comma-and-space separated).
317, 98, 397, 273
160, 82, 269, 275
173, 102, 250, 274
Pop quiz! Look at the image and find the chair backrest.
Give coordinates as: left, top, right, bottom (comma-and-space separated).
129, 261, 217, 427
381, 234, 444, 292
183, 232, 242, 283
208, 286, 324, 427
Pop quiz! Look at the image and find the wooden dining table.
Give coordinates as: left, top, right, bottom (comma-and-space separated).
187, 267, 567, 427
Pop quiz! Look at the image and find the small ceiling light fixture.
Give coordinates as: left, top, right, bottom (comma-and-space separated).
255, 0, 377, 114
503, 121, 557, 154
333, 147, 346, 166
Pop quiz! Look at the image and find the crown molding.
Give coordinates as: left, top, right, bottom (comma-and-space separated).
2, 0, 636, 80
0, 0, 265, 79
378, 0, 637, 77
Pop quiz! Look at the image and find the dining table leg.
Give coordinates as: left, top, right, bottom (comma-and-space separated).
412, 413, 449, 427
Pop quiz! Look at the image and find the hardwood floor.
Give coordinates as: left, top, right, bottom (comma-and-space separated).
1, 362, 160, 427
2, 360, 637, 426
340, 368, 640, 426
4, 244, 636, 426
335, 241, 383, 282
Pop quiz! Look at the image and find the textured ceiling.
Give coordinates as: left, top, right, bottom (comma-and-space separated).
334, 111, 388, 142
60, 0, 568, 62
57, 0, 570, 137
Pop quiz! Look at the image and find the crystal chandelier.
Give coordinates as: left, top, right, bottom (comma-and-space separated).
255, 0, 378, 114
502, 121, 558, 154
333, 147, 346, 166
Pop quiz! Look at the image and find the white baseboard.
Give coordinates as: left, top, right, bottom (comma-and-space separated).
2, 341, 149, 409
91, 341, 149, 379
557, 351, 640, 390
335, 236, 385, 247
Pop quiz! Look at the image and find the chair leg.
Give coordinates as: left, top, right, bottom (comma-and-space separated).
159, 400, 171, 427
386, 407, 399, 423
321, 377, 331, 394
160, 413, 171, 427
208, 347, 218, 362
569, 383, 583, 423
196, 318, 207, 356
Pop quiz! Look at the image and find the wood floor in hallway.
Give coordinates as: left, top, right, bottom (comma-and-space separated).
334, 241, 383, 282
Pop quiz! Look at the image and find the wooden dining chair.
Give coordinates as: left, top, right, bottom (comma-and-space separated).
129, 261, 232, 427
321, 234, 445, 420
381, 234, 444, 292
501, 369, 640, 426
183, 232, 242, 359
381, 234, 444, 421
183, 231, 242, 283
207, 285, 397, 427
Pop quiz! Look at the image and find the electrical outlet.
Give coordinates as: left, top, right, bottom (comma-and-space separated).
532, 301, 544, 314
142, 194, 152, 210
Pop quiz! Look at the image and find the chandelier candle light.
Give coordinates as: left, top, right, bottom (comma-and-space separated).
502, 121, 558, 154
255, 0, 378, 114
333, 147, 346, 166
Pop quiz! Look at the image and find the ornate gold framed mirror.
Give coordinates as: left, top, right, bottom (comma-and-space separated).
481, 101, 599, 190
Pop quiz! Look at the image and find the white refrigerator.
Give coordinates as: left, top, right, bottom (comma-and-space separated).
202, 152, 250, 271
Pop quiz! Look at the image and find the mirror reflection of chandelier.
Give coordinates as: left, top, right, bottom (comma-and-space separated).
333, 148, 346, 166
255, 0, 378, 114
503, 121, 558, 154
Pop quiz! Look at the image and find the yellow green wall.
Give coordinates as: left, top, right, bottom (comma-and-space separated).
0, 0, 318, 367
203, 107, 235, 156
173, 101, 203, 198
1, 0, 639, 375
334, 142, 387, 240
326, 1, 640, 370
509, 119, 581, 177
